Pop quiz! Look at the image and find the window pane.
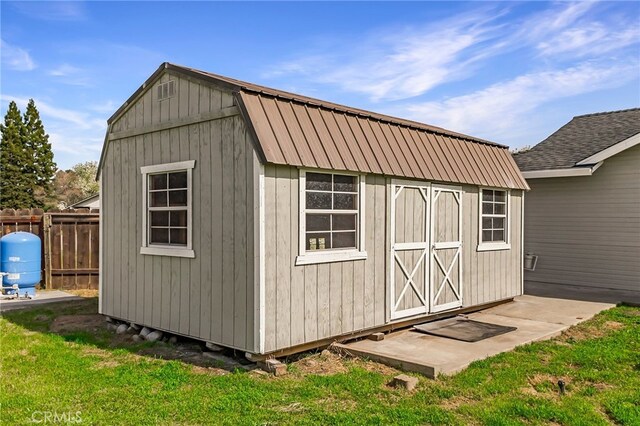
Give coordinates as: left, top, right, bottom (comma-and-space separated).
150, 228, 169, 244
493, 230, 505, 242
307, 214, 330, 232
149, 174, 167, 190
150, 211, 169, 226
482, 190, 493, 202
333, 214, 356, 231
169, 171, 187, 189
494, 191, 506, 203
170, 228, 187, 245
306, 232, 331, 250
334, 193, 357, 210
482, 217, 492, 230
170, 210, 187, 227
306, 192, 332, 209
494, 203, 505, 215
169, 190, 187, 206
306, 173, 332, 191
150, 191, 167, 207
333, 175, 357, 192
482, 202, 493, 215
482, 230, 492, 242
333, 231, 356, 248
493, 217, 505, 230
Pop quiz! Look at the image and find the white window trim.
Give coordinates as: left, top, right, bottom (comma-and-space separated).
477, 187, 511, 252
296, 169, 367, 266
140, 160, 195, 258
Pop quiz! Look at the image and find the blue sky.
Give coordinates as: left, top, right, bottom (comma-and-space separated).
1, 1, 639, 170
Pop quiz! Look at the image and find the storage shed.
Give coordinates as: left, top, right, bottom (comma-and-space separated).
514, 108, 640, 297
97, 63, 529, 357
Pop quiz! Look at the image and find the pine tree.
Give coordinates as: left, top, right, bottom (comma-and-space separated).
0, 101, 33, 208
23, 99, 56, 207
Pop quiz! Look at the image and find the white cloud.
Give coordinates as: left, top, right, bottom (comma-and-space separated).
0, 39, 36, 71
537, 23, 640, 57
401, 62, 638, 145
266, 10, 508, 101
49, 64, 82, 77
9, 1, 87, 21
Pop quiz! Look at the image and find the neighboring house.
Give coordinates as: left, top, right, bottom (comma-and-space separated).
514, 108, 640, 295
97, 63, 528, 357
71, 194, 100, 209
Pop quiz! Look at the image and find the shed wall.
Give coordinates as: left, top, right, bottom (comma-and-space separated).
523, 144, 640, 291
101, 73, 258, 352
263, 165, 523, 353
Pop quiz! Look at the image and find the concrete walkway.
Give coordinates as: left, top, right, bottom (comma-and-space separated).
525, 281, 640, 305
0, 290, 82, 313
335, 295, 614, 378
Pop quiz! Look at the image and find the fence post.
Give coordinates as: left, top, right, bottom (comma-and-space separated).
43, 213, 52, 289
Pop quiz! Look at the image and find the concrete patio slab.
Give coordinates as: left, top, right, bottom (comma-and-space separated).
335, 295, 615, 378
0, 290, 82, 313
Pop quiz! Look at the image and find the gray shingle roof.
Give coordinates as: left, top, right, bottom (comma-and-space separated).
513, 108, 640, 171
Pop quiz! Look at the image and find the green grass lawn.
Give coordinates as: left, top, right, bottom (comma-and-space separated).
1, 299, 638, 425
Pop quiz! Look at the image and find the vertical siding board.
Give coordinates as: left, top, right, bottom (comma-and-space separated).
374, 175, 386, 325
341, 261, 354, 333
188, 124, 202, 336
200, 121, 213, 341
289, 171, 305, 346
178, 77, 190, 119
245, 132, 256, 350
316, 263, 331, 339
233, 116, 248, 347
113, 142, 123, 318
127, 139, 137, 322
264, 166, 277, 352
135, 136, 145, 324
177, 127, 191, 335
188, 82, 200, 116
221, 90, 234, 108
363, 176, 376, 328
151, 133, 162, 327
199, 82, 211, 116
329, 262, 343, 336
209, 119, 223, 342
143, 89, 152, 127
221, 118, 235, 345
275, 167, 292, 349
303, 264, 318, 342
353, 259, 365, 331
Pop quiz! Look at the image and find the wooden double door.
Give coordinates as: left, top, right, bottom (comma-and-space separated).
389, 180, 463, 320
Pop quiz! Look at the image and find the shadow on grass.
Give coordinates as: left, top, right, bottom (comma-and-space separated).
1, 297, 254, 373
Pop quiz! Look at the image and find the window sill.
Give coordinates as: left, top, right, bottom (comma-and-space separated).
477, 243, 511, 252
140, 246, 195, 258
295, 250, 367, 266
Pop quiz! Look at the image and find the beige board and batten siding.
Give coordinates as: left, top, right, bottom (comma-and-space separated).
524, 144, 640, 291
101, 72, 259, 352
262, 164, 523, 353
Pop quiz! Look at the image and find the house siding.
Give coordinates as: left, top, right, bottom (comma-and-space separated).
101, 72, 258, 352
263, 165, 523, 353
524, 143, 640, 291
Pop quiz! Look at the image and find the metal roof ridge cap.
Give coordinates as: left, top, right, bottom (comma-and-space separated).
239, 87, 507, 149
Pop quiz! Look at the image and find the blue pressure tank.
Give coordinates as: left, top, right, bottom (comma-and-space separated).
0, 232, 42, 298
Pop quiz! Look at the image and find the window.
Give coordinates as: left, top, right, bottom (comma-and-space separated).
140, 160, 195, 258
297, 170, 367, 265
478, 188, 510, 251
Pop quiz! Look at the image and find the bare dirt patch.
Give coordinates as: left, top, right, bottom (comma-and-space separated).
290, 352, 349, 376
560, 321, 624, 343
50, 314, 106, 334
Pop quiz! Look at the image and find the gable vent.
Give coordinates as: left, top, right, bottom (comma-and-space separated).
157, 80, 175, 100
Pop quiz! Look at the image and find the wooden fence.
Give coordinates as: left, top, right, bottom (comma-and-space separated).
0, 208, 99, 290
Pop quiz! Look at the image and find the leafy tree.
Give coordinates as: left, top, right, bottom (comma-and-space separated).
50, 162, 99, 208
0, 101, 32, 208
24, 99, 56, 206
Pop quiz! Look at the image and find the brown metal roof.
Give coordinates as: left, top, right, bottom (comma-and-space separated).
238, 90, 528, 190
104, 62, 528, 190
